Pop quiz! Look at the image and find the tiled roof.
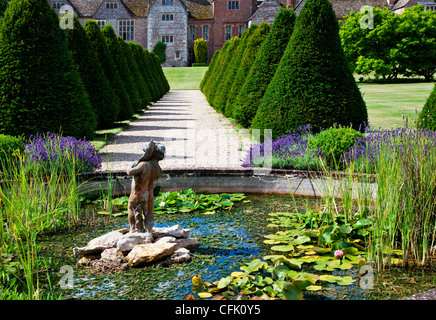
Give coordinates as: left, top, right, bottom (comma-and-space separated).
123, 0, 150, 16
184, 0, 214, 19
69, 0, 102, 16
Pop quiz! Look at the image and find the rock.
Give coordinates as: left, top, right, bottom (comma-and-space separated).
154, 236, 177, 245
87, 230, 125, 248
126, 242, 178, 267
171, 248, 191, 264
116, 232, 153, 253
73, 245, 107, 257
175, 238, 199, 250
101, 248, 124, 263
153, 225, 190, 239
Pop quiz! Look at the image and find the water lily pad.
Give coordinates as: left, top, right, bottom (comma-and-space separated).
271, 244, 294, 252
306, 285, 323, 291
217, 276, 233, 289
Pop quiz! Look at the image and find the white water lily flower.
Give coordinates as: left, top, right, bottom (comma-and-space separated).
159, 202, 166, 207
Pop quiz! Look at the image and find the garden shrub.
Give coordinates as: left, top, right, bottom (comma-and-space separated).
417, 84, 436, 131
102, 24, 142, 113
231, 8, 296, 127
153, 41, 167, 64
64, 16, 119, 129
194, 38, 208, 64
208, 37, 241, 108
252, 0, 368, 140
192, 63, 208, 67
307, 126, 363, 168
0, 0, 96, 139
149, 51, 170, 96
118, 38, 151, 110
129, 42, 160, 102
226, 22, 271, 118
0, 134, 24, 172
85, 20, 133, 121
200, 49, 220, 92
213, 25, 258, 115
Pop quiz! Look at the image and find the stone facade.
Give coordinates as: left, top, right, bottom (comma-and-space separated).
49, 0, 410, 67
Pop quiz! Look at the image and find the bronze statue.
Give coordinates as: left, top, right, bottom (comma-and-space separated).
127, 141, 165, 234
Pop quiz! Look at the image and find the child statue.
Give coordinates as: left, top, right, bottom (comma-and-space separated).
126, 141, 165, 234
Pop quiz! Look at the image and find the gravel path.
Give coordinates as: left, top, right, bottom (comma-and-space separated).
99, 90, 252, 172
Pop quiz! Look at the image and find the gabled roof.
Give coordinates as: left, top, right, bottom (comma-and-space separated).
183, 0, 214, 19
69, 0, 102, 16
123, 0, 150, 16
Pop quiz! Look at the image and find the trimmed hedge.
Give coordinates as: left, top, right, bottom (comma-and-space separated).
85, 20, 133, 121
194, 38, 208, 64
65, 16, 119, 129
417, 84, 436, 131
200, 49, 221, 93
226, 23, 271, 120
214, 25, 258, 115
118, 37, 151, 110
0, 0, 96, 139
207, 37, 241, 107
252, 0, 368, 140
0, 134, 24, 172
129, 42, 160, 102
102, 24, 142, 113
231, 8, 296, 127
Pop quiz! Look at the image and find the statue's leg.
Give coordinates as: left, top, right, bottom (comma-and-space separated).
135, 204, 145, 233
144, 194, 155, 234
128, 200, 137, 233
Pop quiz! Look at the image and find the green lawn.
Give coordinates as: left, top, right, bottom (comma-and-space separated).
358, 82, 434, 129
162, 66, 208, 90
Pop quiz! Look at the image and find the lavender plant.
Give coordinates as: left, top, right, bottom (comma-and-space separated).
24, 132, 102, 174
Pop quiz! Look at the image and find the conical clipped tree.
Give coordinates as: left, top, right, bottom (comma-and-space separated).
208, 37, 241, 108
200, 49, 220, 92
202, 40, 233, 100
129, 42, 160, 102
417, 84, 436, 131
118, 37, 151, 110
226, 22, 271, 119
85, 20, 133, 121
150, 51, 170, 95
102, 24, 142, 113
0, 0, 96, 139
252, 0, 368, 140
144, 50, 165, 98
213, 24, 259, 115
231, 8, 296, 127
65, 16, 119, 129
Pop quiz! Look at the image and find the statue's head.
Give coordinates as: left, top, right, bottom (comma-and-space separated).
139, 141, 165, 162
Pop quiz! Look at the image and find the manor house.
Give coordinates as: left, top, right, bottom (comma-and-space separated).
49, 0, 430, 67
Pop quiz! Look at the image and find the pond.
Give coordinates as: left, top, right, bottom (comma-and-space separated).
39, 194, 436, 300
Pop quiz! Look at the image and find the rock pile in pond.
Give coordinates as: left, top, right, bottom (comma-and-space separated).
73, 225, 199, 272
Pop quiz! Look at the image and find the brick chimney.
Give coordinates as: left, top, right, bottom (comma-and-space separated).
286, 0, 296, 8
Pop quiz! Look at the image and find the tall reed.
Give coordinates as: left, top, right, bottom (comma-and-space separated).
0, 135, 89, 299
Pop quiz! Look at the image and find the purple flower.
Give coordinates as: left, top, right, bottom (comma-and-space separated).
25, 132, 102, 173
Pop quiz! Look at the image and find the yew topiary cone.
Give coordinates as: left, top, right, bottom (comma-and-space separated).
417, 84, 436, 131
252, 0, 368, 140
0, 0, 96, 139
231, 8, 296, 127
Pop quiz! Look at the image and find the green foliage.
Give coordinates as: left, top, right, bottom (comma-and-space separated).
252, 0, 367, 140
197, 210, 371, 300
149, 51, 170, 95
129, 42, 160, 102
200, 49, 220, 92
153, 41, 167, 64
192, 63, 208, 67
225, 23, 270, 117
212, 25, 257, 116
194, 38, 208, 64
208, 37, 241, 107
231, 9, 296, 126
307, 126, 363, 168
64, 16, 119, 129
102, 24, 142, 113
98, 189, 246, 217
340, 5, 436, 81
118, 38, 151, 110
0, 0, 96, 139
0, 134, 24, 172
0, 0, 8, 17
417, 84, 436, 131
84, 20, 133, 121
